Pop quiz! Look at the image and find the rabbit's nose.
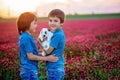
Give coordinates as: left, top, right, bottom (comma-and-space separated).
43, 35, 46, 37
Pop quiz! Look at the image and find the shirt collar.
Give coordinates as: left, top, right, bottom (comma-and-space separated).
55, 28, 62, 33
22, 32, 33, 37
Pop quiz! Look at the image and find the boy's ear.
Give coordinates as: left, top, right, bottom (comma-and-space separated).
60, 23, 63, 26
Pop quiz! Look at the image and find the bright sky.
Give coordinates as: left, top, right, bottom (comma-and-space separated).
0, 0, 120, 18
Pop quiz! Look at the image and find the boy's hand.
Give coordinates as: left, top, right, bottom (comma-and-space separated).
38, 48, 43, 52
38, 38, 42, 46
38, 48, 43, 56
46, 55, 58, 62
38, 49, 46, 56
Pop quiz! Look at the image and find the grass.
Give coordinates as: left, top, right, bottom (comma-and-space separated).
0, 13, 120, 22
66, 13, 120, 20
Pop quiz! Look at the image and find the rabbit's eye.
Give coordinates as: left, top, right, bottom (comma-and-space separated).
45, 31, 47, 34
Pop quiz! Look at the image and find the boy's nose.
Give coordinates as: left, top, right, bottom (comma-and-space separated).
51, 21, 55, 24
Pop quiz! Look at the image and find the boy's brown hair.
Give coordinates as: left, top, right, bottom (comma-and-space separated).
48, 9, 65, 23
17, 12, 37, 35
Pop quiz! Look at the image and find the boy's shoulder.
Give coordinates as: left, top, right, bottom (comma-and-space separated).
54, 32, 63, 36
52, 29, 65, 38
55, 29, 64, 34
20, 33, 32, 41
53, 32, 65, 40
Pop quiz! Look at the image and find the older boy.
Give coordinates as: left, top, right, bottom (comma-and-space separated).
39, 9, 66, 80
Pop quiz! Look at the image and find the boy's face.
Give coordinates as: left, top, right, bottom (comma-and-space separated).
48, 16, 62, 32
29, 19, 37, 33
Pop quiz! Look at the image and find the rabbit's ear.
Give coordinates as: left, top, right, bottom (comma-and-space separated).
40, 28, 44, 34
38, 34, 43, 41
39, 30, 44, 41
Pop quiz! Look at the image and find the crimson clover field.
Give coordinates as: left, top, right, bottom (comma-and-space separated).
0, 18, 120, 80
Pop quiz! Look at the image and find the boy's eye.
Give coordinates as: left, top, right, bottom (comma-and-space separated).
49, 19, 52, 22
34, 21, 37, 24
54, 20, 58, 22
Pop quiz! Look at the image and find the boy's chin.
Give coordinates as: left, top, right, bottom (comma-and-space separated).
51, 30, 55, 32
50, 29, 55, 32
29, 31, 34, 34
32, 31, 36, 33
31, 30, 36, 33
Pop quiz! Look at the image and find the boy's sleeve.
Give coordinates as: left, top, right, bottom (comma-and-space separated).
23, 38, 33, 53
50, 34, 61, 49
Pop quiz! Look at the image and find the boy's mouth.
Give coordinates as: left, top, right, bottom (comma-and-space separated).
50, 26, 56, 29
51, 25, 56, 28
50, 28, 55, 32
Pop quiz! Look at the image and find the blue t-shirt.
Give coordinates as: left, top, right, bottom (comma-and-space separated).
19, 32, 38, 71
46, 28, 66, 71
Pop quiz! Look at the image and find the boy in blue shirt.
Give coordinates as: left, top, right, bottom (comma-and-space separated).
39, 9, 66, 80
17, 12, 58, 80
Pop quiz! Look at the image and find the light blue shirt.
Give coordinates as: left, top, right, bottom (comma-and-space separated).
46, 28, 66, 71
19, 32, 38, 71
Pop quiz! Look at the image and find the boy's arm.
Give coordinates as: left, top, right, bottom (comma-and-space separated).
43, 46, 54, 55
38, 38, 54, 55
27, 52, 58, 62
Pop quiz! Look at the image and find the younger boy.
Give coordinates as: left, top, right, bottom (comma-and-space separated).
17, 12, 58, 80
39, 9, 66, 80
